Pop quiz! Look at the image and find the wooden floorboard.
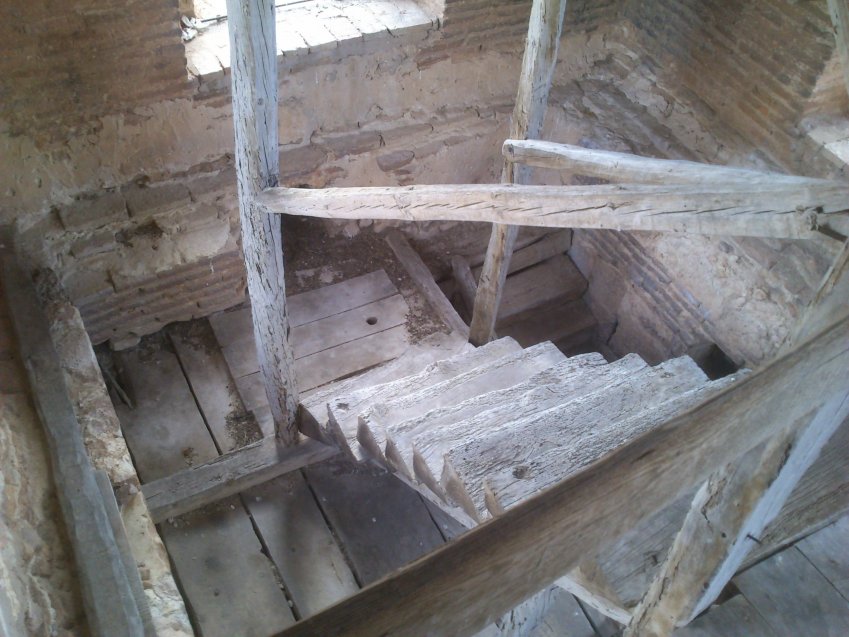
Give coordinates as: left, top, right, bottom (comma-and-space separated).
170, 323, 360, 619
243, 473, 360, 617
796, 515, 849, 601
673, 595, 773, 637
734, 546, 849, 637
115, 342, 295, 636
304, 458, 447, 585
529, 588, 598, 637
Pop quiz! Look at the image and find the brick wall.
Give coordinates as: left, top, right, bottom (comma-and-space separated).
0, 0, 189, 143
623, 0, 836, 172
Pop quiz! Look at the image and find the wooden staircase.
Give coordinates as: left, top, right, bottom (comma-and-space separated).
302, 339, 747, 531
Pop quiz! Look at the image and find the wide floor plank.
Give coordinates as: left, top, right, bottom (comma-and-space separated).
243, 473, 360, 617
734, 546, 849, 637
673, 595, 773, 637
170, 322, 359, 618
796, 515, 849, 602
114, 342, 295, 636
304, 458, 446, 585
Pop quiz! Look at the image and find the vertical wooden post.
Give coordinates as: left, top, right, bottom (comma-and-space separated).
827, 0, 849, 99
226, 0, 299, 442
468, 0, 568, 345
624, 392, 849, 637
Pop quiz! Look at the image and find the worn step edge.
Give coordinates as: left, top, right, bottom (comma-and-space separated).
377, 353, 641, 485
325, 337, 523, 459
441, 356, 712, 521
377, 352, 612, 480
403, 353, 652, 505
356, 341, 569, 464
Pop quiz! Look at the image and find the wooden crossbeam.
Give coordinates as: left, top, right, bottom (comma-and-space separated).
502, 139, 835, 187
275, 313, 849, 637
470, 0, 568, 346
2, 255, 145, 637
142, 436, 338, 523
257, 182, 849, 239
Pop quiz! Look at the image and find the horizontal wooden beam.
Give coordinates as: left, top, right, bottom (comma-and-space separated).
502, 139, 835, 187
275, 313, 849, 637
142, 436, 337, 523
257, 183, 849, 239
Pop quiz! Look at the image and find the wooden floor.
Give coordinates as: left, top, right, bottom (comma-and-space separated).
108, 267, 849, 637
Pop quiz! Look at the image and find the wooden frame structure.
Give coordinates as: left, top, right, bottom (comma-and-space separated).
4, 1, 849, 636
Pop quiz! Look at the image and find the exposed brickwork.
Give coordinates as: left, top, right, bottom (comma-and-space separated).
0, 0, 189, 142
623, 0, 837, 171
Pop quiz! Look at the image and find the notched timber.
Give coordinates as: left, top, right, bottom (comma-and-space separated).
274, 314, 849, 637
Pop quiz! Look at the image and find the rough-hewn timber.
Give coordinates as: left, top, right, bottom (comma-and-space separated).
226, 0, 299, 442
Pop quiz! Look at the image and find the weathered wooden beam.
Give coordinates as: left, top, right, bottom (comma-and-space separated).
2, 255, 145, 637
385, 229, 469, 337
625, 393, 849, 637
257, 182, 849, 239
502, 139, 834, 187
451, 255, 479, 322
226, 0, 299, 443
827, 0, 849, 99
274, 314, 849, 637
141, 436, 337, 523
469, 0, 568, 346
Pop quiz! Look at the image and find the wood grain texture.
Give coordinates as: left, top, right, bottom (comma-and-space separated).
469, 0, 568, 345
257, 182, 846, 239
226, 0, 299, 442
828, 0, 849, 99
273, 314, 849, 637
672, 595, 773, 637
385, 229, 468, 337
627, 392, 849, 637
502, 140, 837, 186
115, 340, 295, 636
2, 255, 145, 637
796, 515, 849, 601
734, 547, 849, 637
142, 436, 337, 522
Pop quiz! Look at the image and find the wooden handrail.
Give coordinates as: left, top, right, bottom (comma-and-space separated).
274, 313, 849, 637
502, 139, 837, 187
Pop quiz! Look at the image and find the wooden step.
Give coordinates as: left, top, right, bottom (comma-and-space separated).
355, 341, 570, 464
373, 353, 645, 492
496, 297, 596, 352
497, 254, 587, 322
439, 356, 710, 521
324, 337, 524, 460
299, 331, 471, 441
485, 370, 749, 521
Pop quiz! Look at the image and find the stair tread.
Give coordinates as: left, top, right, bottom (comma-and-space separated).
299, 332, 472, 440
324, 336, 524, 459
497, 297, 597, 350
355, 341, 570, 463
440, 356, 711, 520
376, 353, 644, 489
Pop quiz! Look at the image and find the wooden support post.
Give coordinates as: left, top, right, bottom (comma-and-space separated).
226, 0, 299, 443
469, 0, 568, 345
625, 393, 849, 637
827, 0, 849, 99
2, 255, 145, 637
502, 140, 835, 187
